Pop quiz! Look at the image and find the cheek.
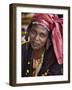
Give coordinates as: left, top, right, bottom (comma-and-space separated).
40, 37, 48, 46
29, 33, 35, 40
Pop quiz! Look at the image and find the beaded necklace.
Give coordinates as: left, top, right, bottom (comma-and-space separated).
32, 50, 44, 76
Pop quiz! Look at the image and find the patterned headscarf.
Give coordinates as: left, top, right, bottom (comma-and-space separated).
30, 14, 63, 64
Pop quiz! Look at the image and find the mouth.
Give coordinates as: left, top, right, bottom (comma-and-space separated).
31, 42, 40, 48
33, 43, 40, 47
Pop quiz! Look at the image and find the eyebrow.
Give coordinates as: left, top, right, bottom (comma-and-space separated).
31, 25, 48, 32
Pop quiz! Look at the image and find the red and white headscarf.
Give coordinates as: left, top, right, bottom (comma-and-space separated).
31, 14, 63, 64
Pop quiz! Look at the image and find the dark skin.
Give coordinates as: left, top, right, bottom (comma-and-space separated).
29, 24, 49, 59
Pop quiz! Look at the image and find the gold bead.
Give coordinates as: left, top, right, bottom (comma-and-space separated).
27, 69, 29, 73
28, 61, 30, 64
44, 72, 47, 76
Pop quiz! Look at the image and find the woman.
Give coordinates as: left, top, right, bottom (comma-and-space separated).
21, 14, 63, 77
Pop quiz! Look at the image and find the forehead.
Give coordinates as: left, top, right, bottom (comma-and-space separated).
31, 24, 48, 34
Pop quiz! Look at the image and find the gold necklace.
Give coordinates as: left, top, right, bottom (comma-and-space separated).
32, 51, 44, 76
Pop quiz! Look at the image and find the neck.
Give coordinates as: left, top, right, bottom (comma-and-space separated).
32, 48, 44, 59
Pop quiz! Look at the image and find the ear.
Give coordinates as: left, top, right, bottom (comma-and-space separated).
46, 38, 51, 50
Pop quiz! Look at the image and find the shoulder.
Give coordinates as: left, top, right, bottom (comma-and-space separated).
21, 42, 29, 59
22, 41, 30, 51
21, 42, 32, 59
44, 45, 56, 62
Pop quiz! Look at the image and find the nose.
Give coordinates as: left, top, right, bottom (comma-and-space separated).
35, 35, 39, 41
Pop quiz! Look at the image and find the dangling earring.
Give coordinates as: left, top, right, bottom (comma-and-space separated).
28, 36, 30, 42
46, 39, 51, 50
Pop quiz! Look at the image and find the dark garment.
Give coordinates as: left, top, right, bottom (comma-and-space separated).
21, 43, 63, 77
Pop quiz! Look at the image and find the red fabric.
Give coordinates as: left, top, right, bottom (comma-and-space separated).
31, 14, 63, 64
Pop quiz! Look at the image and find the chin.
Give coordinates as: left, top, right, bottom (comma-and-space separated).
32, 47, 40, 50
31, 46, 40, 50
31, 43, 42, 50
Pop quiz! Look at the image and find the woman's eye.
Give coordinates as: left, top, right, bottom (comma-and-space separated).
30, 30, 37, 37
40, 33, 46, 37
31, 30, 36, 35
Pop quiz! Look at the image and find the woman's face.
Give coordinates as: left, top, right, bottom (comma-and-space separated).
29, 24, 48, 50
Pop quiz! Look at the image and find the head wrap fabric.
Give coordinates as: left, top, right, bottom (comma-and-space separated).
30, 14, 63, 64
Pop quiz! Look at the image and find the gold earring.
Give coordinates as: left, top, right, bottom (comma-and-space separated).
28, 36, 30, 42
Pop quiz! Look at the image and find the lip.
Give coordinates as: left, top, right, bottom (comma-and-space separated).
33, 43, 39, 46
32, 42, 40, 47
